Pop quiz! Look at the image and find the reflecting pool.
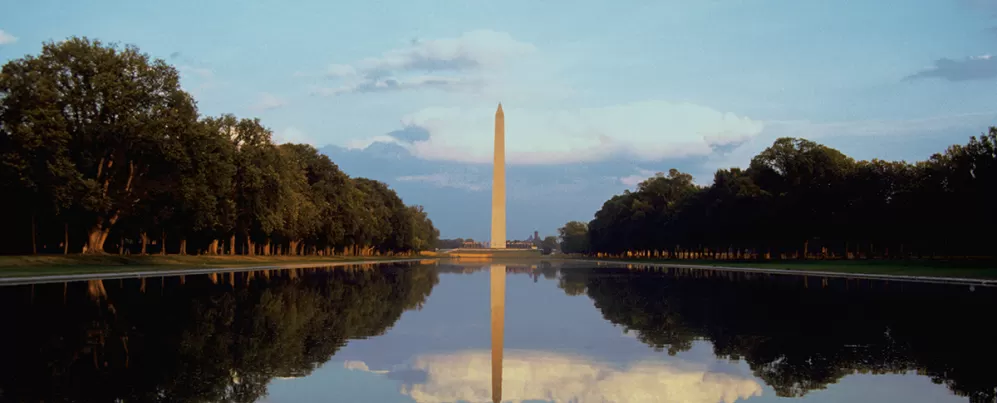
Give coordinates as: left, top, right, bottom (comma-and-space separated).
0, 260, 994, 402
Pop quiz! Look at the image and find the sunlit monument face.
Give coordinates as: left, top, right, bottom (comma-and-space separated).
491, 103, 506, 249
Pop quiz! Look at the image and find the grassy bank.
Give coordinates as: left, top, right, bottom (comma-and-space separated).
565, 257, 997, 279
0, 254, 429, 278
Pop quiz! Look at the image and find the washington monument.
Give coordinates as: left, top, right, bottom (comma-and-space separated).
491, 103, 506, 249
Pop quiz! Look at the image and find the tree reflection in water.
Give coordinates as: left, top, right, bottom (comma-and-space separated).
0, 263, 438, 403
557, 266, 997, 403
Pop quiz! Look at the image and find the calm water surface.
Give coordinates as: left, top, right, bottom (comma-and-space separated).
1, 261, 994, 403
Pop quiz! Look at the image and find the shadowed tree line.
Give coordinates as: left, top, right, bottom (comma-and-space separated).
0, 37, 438, 256
561, 131, 997, 260
556, 267, 997, 402
0, 263, 438, 402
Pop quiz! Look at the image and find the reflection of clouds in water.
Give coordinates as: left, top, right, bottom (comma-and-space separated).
347, 350, 762, 403
343, 361, 388, 374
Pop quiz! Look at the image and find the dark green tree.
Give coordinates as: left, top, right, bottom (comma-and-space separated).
558, 221, 590, 254
578, 130, 997, 261
0, 37, 199, 254
541, 235, 559, 254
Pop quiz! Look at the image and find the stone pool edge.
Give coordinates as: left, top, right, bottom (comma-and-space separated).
572, 259, 997, 287
0, 258, 429, 286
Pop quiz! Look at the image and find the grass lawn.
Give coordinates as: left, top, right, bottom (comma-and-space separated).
565, 257, 997, 279
0, 254, 430, 278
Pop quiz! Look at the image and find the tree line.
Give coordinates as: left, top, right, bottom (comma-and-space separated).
0, 37, 439, 256
435, 235, 559, 253
559, 130, 997, 260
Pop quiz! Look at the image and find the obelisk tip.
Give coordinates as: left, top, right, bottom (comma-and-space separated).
496, 103, 504, 115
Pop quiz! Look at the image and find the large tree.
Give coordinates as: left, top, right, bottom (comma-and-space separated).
231, 118, 283, 255
558, 221, 590, 254
0, 37, 198, 253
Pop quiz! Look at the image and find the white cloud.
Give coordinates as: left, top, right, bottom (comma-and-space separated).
348, 350, 763, 403
273, 126, 311, 145
372, 101, 764, 165
326, 63, 357, 77
251, 92, 287, 111
346, 135, 408, 150
905, 54, 997, 81
0, 29, 16, 45
343, 361, 388, 374
700, 111, 997, 182
396, 173, 486, 191
177, 65, 214, 79
620, 168, 658, 187
357, 30, 536, 73
315, 75, 474, 96
315, 30, 535, 96
619, 175, 647, 187
766, 111, 996, 139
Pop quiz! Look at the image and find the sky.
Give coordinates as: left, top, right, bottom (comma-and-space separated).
2, 0, 996, 240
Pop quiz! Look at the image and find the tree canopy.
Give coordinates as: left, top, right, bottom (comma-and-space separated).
578, 130, 997, 260
0, 37, 437, 256
558, 221, 590, 254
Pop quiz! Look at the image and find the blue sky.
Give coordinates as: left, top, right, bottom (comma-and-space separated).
2, 0, 996, 240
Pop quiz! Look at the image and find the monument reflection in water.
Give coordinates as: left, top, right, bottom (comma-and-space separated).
491, 264, 505, 403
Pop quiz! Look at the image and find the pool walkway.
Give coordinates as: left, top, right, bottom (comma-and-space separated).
0, 258, 426, 286
573, 259, 997, 288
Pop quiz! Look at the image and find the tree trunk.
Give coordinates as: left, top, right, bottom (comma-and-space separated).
85, 226, 110, 254
31, 211, 37, 255
803, 240, 809, 260
208, 239, 219, 255
162, 231, 167, 255
265, 239, 272, 256
247, 239, 255, 256
179, 239, 187, 256
289, 240, 300, 256
229, 234, 236, 255
140, 232, 149, 255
